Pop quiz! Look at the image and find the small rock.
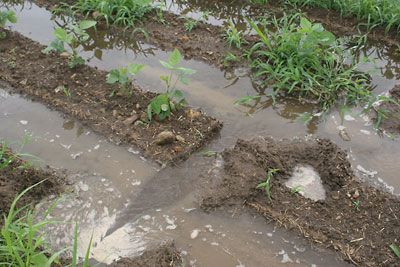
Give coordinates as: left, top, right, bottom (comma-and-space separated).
339, 128, 351, 141
131, 109, 137, 115
352, 190, 360, 199
187, 109, 201, 120
173, 146, 183, 153
176, 135, 185, 142
123, 114, 139, 125
19, 79, 28, 85
155, 131, 175, 145
135, 103, 140, 109
60, 52, 70, 59
180, 35, 190, 43
190, 229, 200, 239
112, 110, 118, 117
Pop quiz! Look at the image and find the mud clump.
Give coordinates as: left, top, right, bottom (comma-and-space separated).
201, 137, 400, 266
0, 147, 63, 222
373, 85, 400, 134
111, 240, 182, 267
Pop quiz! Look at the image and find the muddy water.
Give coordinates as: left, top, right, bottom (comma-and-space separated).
1, 1, 400, 266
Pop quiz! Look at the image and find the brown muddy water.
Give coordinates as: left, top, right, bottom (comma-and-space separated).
1, 1, 400, 266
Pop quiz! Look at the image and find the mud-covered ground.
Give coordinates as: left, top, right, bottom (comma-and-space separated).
0, 146, 63, 220
201, 137, 400, 266
112, 241, 183, 267
375, 85, 400, 135
0, 29, 222, 164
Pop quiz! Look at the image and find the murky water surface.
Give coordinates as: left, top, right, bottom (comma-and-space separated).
1, 1, 400, 266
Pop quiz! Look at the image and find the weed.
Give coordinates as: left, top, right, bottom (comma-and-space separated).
234, 95, 261, 106
0, 136, 38, 171
352, 200, 361, 211
43, 20, 97, 68
0, 181, 66, 266
71, 0, 153, 28
256, 168, 279, 200
223, 52, 239, 66
0, 181, 94, 266
201, 150, 217, 157
107, 63, 145, 95
63, 86, 72, 98
290, 185, 303, 194
225, 20, 244, 48
246, 14, 380, 114
251, 0, 268, 4
0, 10, 16, 39
183, 17, 197, 32
286, 0, 400, 33
147, 48, 195, 121
390, 244, 400, 259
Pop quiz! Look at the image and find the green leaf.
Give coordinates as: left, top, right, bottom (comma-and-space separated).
169, 48, 182, 66
31, 253, 49, 266
160, 60, 174, 70
147, 104, 153, 121
54, 28, 73, 44
390, 244, 400, 259
127, 63, 145, 75
79, 20, 97, 30
106, 69, 120, 84
160, 103, 169, 111
6, 11, 17, 23
300, 17, 312, 31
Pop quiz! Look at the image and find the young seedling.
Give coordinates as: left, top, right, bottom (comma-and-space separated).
390, 244, 400, 259
107, 63, 145, 96
43, 20, 97, 68
352, 200, 361, 211
183, 17, 197, 32
201, 150, 217, 157
225, 20, 243, 48
290, 185, 303, 194
256, 168, 279, 201
223, 52, 239, 66
147, 48, 196, 121
0, 10, 17, 39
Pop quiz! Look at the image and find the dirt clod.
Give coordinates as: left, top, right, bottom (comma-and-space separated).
201, 137, 400, 266
155, 131, 176, 145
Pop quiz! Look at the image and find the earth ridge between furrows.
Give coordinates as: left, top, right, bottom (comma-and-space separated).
201, 137, 400, 266
0, 29, 222, 165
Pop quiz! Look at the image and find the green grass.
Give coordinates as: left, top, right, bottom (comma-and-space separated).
390, 244, 400, 259
0, 181, 93, 266
286, 0, 400, 33
246, 14, 382, 114
71, 0, 153, 28
256, 168, 279, 200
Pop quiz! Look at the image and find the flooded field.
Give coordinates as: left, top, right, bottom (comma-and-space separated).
1, 0, 399, 266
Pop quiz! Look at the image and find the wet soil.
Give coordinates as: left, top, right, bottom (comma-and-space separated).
0, 29, 222, 164
201, 137, 400, 266
0, 146, 63, 219
112, 240, 182, 267
374, 85, 400, 135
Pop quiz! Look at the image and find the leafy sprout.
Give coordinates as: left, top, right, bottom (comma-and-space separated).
43, 20, 97, 68
147, 48, 196, 121
256, 168, 279, 201
107, 63, 145, 96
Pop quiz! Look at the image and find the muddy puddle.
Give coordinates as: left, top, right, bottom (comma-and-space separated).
1, 1, 400, 266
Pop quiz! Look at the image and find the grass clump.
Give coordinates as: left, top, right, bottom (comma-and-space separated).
286, 0, 400, 33
246, 14, 376, 113
0, 181, 93, 266
0, 10, 16, 39
71, 0, 153, 28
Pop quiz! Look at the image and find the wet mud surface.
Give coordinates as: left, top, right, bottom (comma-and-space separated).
0, 29, 222, 164
0, 146, 63, 219
201, 137, 400, 266
375, 85, 400, 134
112, 240, 182, 267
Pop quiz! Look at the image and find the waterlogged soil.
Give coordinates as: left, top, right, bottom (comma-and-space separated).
0, 29, 222, 164
201, 137, 400, 266
112, 241, 182, 267
0, 147, 63, 218
375, 85, 400, 134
